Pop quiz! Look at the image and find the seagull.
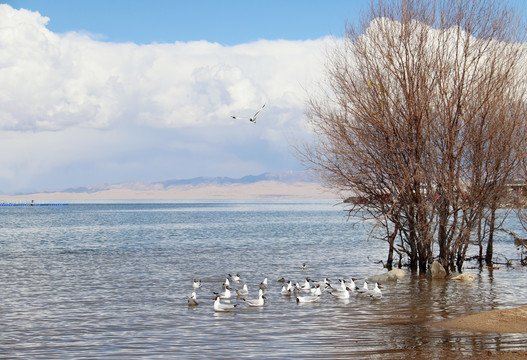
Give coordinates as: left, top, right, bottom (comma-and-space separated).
236, 284, 249, 298
296, 294, 321, 304
229, 274, 241, 283
348, 278, 358, 291
369, 283, 383, 299
213, 296, 238, 312
231, 103, 266, 123
192, 278, 202, 289
314, 278, 331, 289
300, 277, 311, 291
214, 286, 232, 300
358, 281, 369, 294
281, 285, 292, 296
330, 287, 352, 300
260, 278, 268, 291
223, 278, 230, 289
329, 279, 347, 293
310, 284, 323, 296
187, 291, 199, 306
243, 289, 266, 307
293, 283, 302, 296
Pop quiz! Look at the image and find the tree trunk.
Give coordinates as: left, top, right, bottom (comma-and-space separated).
438, 200, 450, 270
485, 207, 496, 266
386, 222, 399, 271
477, 214, 483, 267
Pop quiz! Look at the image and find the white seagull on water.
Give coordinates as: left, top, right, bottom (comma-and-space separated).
310, 284, 322, 296
348, 278, 358, 291
300, 277, 311, 291
214, 286, 232, 300
281, 285, 292, 296
369, 283, 383, 299
231, 103, 266, 123
192, 278, 202, 289
260, 277, 268, 291
330, 287, 352, 300
329, 279, 347, 293
314, 278, 331, 289
236, 284, 249, 298
358, 281, 369, 294
296, 294, 321, 304
213, 296, 238, 312
186, 291, 199, 306
229, 273, 241, 283
243, 289, 266, 307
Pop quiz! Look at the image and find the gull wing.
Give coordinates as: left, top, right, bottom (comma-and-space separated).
252, 103, 266, 118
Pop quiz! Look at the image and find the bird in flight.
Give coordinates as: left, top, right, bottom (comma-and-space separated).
231, 103, 266, 123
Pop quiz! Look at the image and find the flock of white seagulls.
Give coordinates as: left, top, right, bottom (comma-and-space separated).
186, 269, 383, 312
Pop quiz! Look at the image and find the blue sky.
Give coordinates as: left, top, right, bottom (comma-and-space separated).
7, 0, 364, 44
1, 1, 370, 195
1, 1, 525, 195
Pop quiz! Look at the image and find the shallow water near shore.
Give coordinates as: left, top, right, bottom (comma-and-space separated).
0, 200, 525, 359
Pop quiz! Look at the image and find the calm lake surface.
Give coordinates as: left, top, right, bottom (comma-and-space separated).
0, 200, 525, 359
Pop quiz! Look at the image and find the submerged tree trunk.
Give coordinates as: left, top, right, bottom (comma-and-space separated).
385, 221, 399, 270
477, 213, 484, 267
437, 199, 450, 270
485, 207, 497, 266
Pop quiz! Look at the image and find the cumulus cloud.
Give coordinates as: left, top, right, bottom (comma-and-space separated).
0, 4, 331, 194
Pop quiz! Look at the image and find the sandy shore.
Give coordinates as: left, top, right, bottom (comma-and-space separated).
432, 305, 527, 359
435, 305, 527, 333
435, 350, 527, 360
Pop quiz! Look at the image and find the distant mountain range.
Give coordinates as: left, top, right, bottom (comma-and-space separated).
62, 171, 319, 194
155, 171, 317, 187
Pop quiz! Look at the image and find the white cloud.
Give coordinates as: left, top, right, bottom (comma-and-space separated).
0, 4, 331, 194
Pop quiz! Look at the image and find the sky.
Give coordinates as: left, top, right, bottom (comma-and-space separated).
2, 1, 526, 195
0, 1, 369, 195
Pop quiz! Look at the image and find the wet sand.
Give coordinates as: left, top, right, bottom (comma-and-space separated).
433, 305, 527, 359
435, 305, 527, 333
433, 350, 527, 360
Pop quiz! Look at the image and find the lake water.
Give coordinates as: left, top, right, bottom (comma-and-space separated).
0, 200, 525, 359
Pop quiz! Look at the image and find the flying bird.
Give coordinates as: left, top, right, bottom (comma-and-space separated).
231, 103, 266, 123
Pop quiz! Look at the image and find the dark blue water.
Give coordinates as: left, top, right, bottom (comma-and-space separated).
0, 200, 525, 359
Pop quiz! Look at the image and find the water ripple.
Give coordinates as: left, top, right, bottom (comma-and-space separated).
0, 202, 525, 359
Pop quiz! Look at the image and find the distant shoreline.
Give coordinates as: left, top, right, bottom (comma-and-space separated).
0, 203, 68, 206
0, 181, 340, 201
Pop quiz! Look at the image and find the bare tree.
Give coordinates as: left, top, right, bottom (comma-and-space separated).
300, 0, 527, 274
513, 158, 527, 265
